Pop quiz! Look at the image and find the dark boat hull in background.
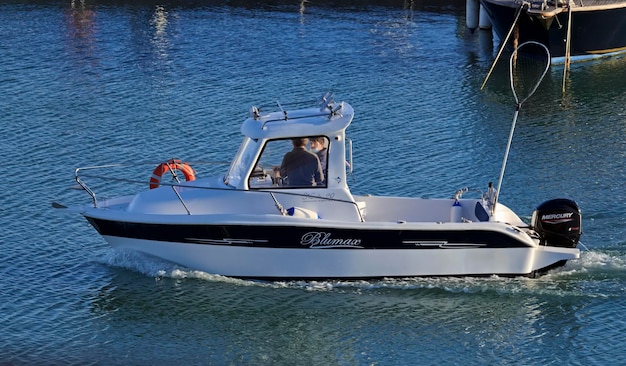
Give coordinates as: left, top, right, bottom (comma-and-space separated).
480, 0, 626, 63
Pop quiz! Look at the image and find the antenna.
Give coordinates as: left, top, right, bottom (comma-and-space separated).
493, 41, 551, 214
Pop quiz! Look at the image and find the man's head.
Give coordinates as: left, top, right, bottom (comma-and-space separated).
292, 138, 308, 147
310, 136, 325, 150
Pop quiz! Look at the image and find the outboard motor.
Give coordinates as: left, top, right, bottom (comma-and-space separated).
531, 199, 582, 248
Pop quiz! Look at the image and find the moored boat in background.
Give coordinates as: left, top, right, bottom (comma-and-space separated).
480, 0, 626, 63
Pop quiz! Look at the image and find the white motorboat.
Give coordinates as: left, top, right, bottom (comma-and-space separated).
56, 45, 582, 279
58, 95, 580, 279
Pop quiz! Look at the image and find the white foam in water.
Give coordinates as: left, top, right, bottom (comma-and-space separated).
100, 248, 173, 277
99, 246, 626, 295
100, 248, 273, 287
561, 249, 626, 277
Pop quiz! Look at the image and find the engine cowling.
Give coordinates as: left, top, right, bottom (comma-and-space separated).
531, 198, 582, 248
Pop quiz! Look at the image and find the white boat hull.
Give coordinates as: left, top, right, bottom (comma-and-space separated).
99, 229, 579, 279
78, 184, 581, 279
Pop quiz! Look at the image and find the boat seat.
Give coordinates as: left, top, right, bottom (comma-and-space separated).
287, 207, 320, 219
475, 202, 490, 222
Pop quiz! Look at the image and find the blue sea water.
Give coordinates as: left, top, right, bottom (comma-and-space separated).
1, 0, 625, 364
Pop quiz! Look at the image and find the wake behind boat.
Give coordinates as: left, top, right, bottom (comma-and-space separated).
480, 0, 626, 64
56, 44, 582, 279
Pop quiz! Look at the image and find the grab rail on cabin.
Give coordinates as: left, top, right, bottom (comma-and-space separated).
250, 92, 345, 129
253, 91, 334, 112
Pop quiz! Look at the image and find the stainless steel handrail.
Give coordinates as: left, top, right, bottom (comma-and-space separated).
75, 164, 127, 207
75, 164, 365, 222
74, 161, 230, 210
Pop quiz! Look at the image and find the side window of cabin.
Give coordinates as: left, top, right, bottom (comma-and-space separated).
248, 137, 328, 189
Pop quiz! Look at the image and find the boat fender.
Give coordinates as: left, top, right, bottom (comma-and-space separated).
287, 207, 320, 219
149, 159, 196, 189
466, 0, 479, 32
450, 200, 462, 223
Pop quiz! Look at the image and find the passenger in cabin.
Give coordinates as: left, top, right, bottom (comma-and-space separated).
277, 137, 324, 187
309, 136, 328, 181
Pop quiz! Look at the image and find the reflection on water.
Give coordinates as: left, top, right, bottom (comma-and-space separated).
128, 4, 176, 78
64, 0, 97, 70
151, 5, 170, 59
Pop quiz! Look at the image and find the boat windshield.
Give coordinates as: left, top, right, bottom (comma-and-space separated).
224, 137, 259, 188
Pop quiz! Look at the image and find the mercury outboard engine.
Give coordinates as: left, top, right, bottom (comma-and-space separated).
531, 199, 582, 248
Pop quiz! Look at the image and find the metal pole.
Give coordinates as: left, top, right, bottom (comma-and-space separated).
562, 2, 573, 93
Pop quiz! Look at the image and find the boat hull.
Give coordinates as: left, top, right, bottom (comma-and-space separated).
480, 0, 626, 62
87, 216, 580, 279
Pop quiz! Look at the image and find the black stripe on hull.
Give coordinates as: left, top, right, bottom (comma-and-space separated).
85, 217, 530, 250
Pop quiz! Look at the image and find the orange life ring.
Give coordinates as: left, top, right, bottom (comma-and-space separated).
149, 159, 196, 189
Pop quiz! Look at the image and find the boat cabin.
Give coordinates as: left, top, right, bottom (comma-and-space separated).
225, 98, 354, 192
124, 96, 497, 224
